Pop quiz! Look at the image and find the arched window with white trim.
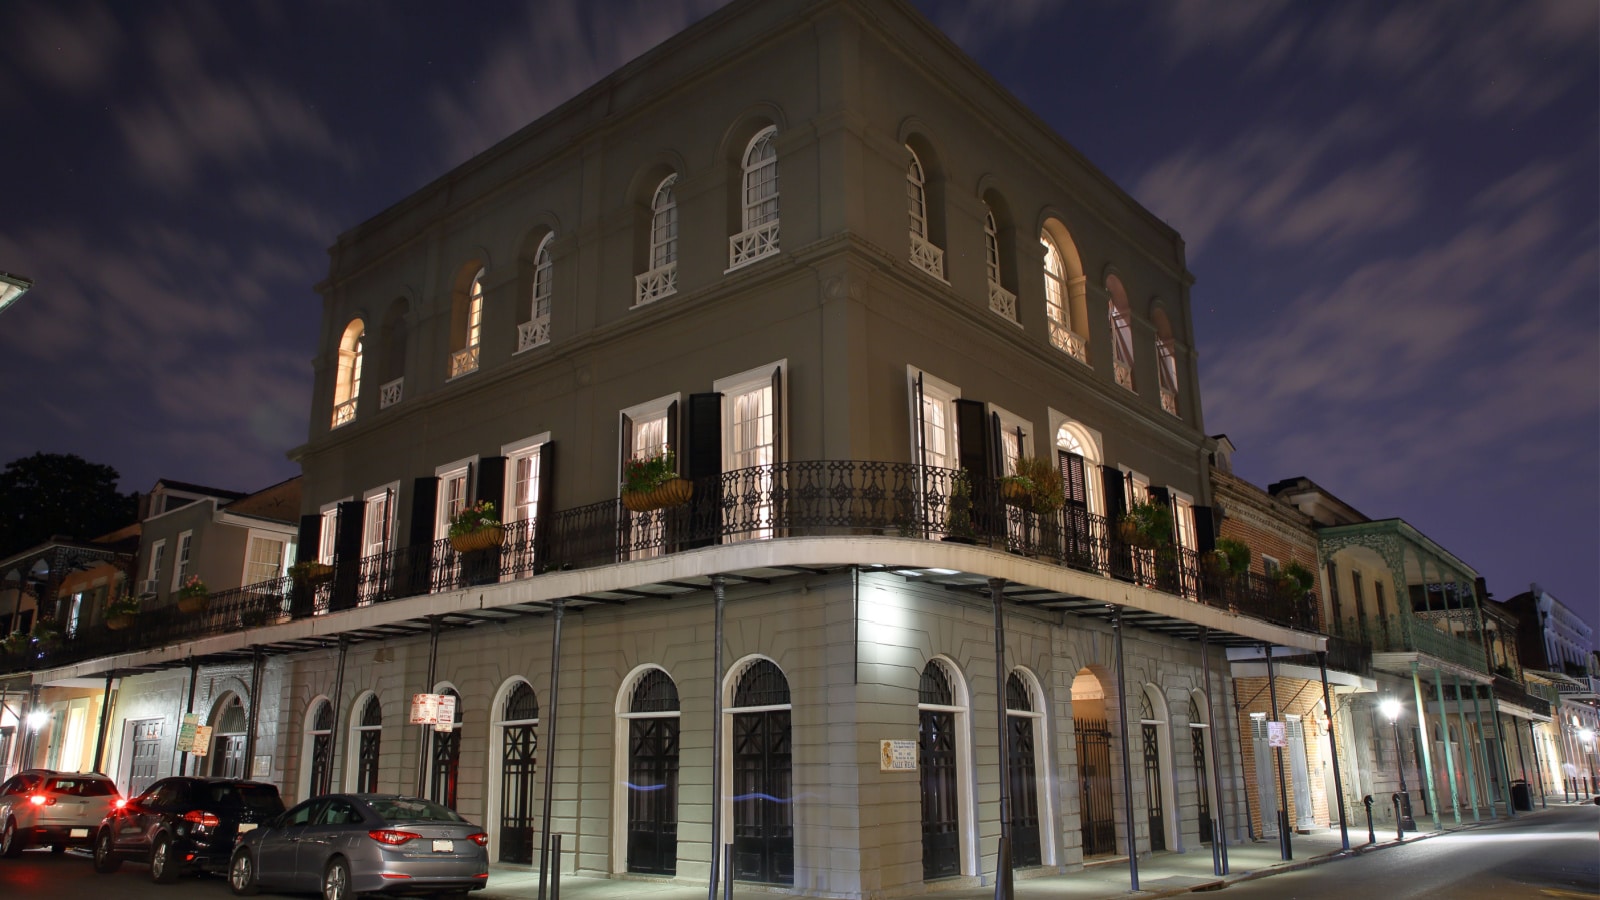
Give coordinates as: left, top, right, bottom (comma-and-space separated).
332, 319, 364, 427
618, 667, 680, 875
1006, 669, 1052, 868
1153, 308, 1180, 416
984, 208, 1016, 321
429, 686, 463, 809
636, 175, 679, 305
1139, 685, 1175, 852
349, 693, 382, 793
493, 681, 539, 864
1108, 276, 1135, 391
906, 146, 945, 279
723, 658, 793, 885
302, 698, 335, 799
451, 268, 485, 378
730, 127, 780, 268
520, 234, 553, 351
1188, 693, 1215, 844
918, 658, 973, 880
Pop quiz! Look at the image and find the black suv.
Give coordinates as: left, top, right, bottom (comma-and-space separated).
93, 777, 284, 883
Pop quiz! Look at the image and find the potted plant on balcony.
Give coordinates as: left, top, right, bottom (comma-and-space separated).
1205, 537, 1252, 579
1, 631, 28, 655
1118, 500, 1173, 549
1012, 457, 1063, 513
621, 450, 692, 512
176, 574, 210, 614
105, 593, 140, 630
1272, 560, 1315, 602
30, 617, 61, 651
944, 469, 977, 543
448, 500, 505, 553
240, 606, 272, 628
289, 559, 334, 587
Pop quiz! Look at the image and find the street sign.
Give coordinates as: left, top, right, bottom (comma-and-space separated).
1267, 720, 1287, 748
176, 713, 199, 752
410, 693, 442, 725
880, 739, 918, 771
190, 725, 213, 757
433, 694, 457, 733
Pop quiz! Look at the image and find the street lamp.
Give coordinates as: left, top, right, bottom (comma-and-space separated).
0, 271, 33, 316
1380, 698, 1417, 831
25, 709, 49, 731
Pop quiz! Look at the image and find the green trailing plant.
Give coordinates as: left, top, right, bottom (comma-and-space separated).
622, 450, 678, 494
105, 593, 141, 618
447, 500, 500, 538
1280, 560, 1315, 592
1120, 500, 1174, 549
1, 631, 27, 654
1211, 537, 1252, 577
1012, 456, 1063, 513
177, 574, 208, 600
946, 469, 975, 539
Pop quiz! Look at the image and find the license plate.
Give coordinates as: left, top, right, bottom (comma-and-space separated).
237, 823, 257, 834
70, 829, 88, 838
432, 840, 454, 853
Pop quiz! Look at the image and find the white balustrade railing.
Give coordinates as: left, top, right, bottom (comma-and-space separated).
331, 399, 357, 428
634, 262, 678, 306
1160, 387, 1178, 416
1114, 359, 1134, 391
987, 281, 1016, 321
728, 221, 780, 270
379, 378, 403, 409
518, 318, 550, 352
1049, 323, 1088, 363
909, 231, 945, 280
449, 345, 480, 379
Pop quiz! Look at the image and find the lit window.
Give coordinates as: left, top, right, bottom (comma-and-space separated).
172, 532, 193, 590
450, 269, 485, 378
985, 209, 1015, 321
363, 486, 396, 559
332, 319, 365, 427
244, 536, 286, 585
1108, 276, 1135, 391
906, 146, 944, 280
636, 176, 679, 305
521, 235, 553, 351
730, 128, 780, 269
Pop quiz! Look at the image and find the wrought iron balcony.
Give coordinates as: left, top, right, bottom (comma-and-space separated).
1493, 674, 1551, 717
1365, 614, 1488, 673
0, 461, 1321, 676
633, 262, 677, 306
909, 232, 945, 280
728, 221, 779, 270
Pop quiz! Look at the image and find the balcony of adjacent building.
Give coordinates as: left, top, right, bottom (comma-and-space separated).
1, 461, 1325, 681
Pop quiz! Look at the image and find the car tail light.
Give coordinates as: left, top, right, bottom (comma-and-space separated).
467, 832, 488, 846
28, 794, 53, 806
368, 829, 421, 846
182, 810, 220, 828
114, 798, 128, 809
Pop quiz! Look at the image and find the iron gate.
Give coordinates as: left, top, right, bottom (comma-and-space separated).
1006, 674, 1041, 867
1075, 716, 1116, 856
732, 709, 793, 884
1143, 723, 1166, 851
919, 708, 960, 879
1191, 725, 1212, 843
626, 715, 679, 874
498, 683, 538, 864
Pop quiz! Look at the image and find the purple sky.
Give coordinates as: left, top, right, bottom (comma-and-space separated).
1, 1, 1595, 630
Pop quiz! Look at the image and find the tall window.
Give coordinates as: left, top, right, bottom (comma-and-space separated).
146, 540, 166, 595
984, 208, 1015, 321
506, 444, 543, 528
521, 235, 553, 351
731, 128, 780, 268
1153, 308, 1179, 416
351, 695, 382, 793
172, 532, 193, 590
1108, 276, 1135, 391
913, 372, 959, 472
1041, 234, 1084, 362
243, 536, 285, 585
435, 466, 470, 542
717, 364, 780, 542
332, 319, 365, 427
621, 668, 680, 875
363, 486, 395, 560
637, 175, 679, 305
319, 505, 340, 566
451, 268, 485, 378
906, 146, 945, 279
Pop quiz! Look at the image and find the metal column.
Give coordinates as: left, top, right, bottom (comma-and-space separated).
323, 637, 349, 794
988, 578, 1013, 900
242, 648, 265, 778
1263, 645, 1292, 860
1111, 606, 1139, 893
1526, 719, 1548, 808
1450, 675, 1481, 822
91, 671, 116, 773
1475, 684, 1513, 816
178, 659, 199, 776
1432, 668, 1461, 824
707, 576, 726, 900
537, 599, 565, 900
1199, 628, 1229, 875
415, 617, 441, 796
1317, 651, 1350, 851
1409, 662, 1441, 831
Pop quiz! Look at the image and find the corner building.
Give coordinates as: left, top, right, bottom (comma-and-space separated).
34, 1, 1326, 896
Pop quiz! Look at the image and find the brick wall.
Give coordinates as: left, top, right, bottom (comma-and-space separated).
1232, 675, 1331, 838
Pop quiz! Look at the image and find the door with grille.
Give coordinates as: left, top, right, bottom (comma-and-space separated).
307, 701, 334, 796
1190, 698, 1212, 843
730, 660, 793, 885
354, 696, 381, 793
1140, 692, 1166, 852
1075, 717, 1116, 856
918, 662, 960, 880
1006, 673, 1042, 867
210, 697, 247, 779
625, 669, 679, 875
430, 688, 462, 809
497, 683, 539, 864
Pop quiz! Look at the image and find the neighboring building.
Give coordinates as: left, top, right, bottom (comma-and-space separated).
5, 2, 1329, 896
1501, 585, 1600, 793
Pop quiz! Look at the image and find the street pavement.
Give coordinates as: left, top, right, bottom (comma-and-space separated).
0, 801, 1593, 899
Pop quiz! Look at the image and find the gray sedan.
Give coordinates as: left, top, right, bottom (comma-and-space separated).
228, 794, 488, 900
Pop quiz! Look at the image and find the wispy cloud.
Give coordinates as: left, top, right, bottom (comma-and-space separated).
9, 1, 123, 94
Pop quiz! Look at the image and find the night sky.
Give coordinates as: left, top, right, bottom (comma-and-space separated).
1, 1, 1595, 629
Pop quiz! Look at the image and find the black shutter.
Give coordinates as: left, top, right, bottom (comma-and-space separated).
770, 366, 783, 466
619, 414, 636, 485
955, 399, 993, 535
332, 500, 365, 611
295, 515, 321, 565
471, 457, 507, 585
1059, 451, 1090, 567
913, 372, 927, 468
685, 392, 723, 548
1147, 486, 1176, 544
534, 442, 557, 571
1102, 466, 1129, 580
665, 401, 679, 459
408, 476, 439, 596
1191, 505, 1216, 554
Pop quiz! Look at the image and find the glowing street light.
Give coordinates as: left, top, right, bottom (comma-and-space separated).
1380, 698, 1416, 832
25, 709, 49, 730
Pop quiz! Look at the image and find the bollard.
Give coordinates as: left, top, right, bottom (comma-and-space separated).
551, 833, 561, 900
1392, 794, 1404, 841
723, 844, 734, 900
1362, 795, 1375, 845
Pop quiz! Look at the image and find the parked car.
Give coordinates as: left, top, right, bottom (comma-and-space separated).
0, 769, 123, 857
93, 776, 284, 883
229, 794, 489, 900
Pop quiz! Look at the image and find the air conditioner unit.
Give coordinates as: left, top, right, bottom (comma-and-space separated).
141, 579, 160, 597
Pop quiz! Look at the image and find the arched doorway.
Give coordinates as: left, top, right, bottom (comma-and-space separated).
1072, 668, 1116, 857
1188, 694, 1214, 844
495, 681, 539, 864
727, 658, 793, 885
209, 694, 247, 779
350, 694, 381, 792
304, 699, 335, 797
918, 659, 963, 880
1006, 671, 1044, 868
429, 686, 462, 809
622, 668, 679, 875
1139, 686, 1170, 852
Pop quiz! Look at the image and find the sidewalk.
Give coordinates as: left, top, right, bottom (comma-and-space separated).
475, 810, 1555, 900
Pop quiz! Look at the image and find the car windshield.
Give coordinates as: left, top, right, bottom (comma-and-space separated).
203, 783, 284, 813
46, 777, 116, 797
365, 798, 465, 824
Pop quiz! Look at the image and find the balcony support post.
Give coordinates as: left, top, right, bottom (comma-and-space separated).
242, 646, 264, 778
91, 670, 115, 773
537, 599, 565, 900
1432, 667, 1462, 824
322, 636, 348, 795
1476, 684, 1513, 816
1525, 718, 1548, 808
1199, 627, 1230, 874
178, 658, 199, 776
1111, 604, 1139, 893
1263, 644, 1292, 860
1317, 651, 1350, 851
707, 576, 726, 900
1410, 662, 1442, 831
414, 616, 440, 796
1451, 675, 1481, 822
988, 577, 1013, 900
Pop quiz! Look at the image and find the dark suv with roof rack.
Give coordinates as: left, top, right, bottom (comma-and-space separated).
92, 776, 284, 883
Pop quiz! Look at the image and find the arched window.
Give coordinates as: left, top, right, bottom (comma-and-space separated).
209, 694, 248, 779
304, 699, 335, 798
332, 319, 365, 427
520, 235, 553, 351
1189, 694, 1214, 844
351, 694, 382, 793
984, 208, 1016, 321
635, 175, 679, 306
906, 147, 945, 280
619, 668, 680, 875
451, 269, 485, 378
1153, 308, 1179, 415
1005, 671, 1049, 868
725, 659, 793, 885
917, 659, 969, 879
429, 687, 462, 809
730, 127, 780, 270
1041, 233, 1085, 362
495, 681, 539, 864
1108, 276, 1135, 391
1139, 686, 1172, 852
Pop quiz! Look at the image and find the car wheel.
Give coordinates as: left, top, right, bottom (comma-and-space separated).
0, 819, 22, 858
321, 857, 350, 900
150, 834, 181, 884
228, 848, 260, 896
92, 829, 121, 873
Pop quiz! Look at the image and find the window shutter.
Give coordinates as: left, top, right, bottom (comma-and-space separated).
477, 457, 507, 512
534, 441, 556, 570
770, 366, 783, 466
1147, 486, 1177, 547
1102, 467, 1127, 520
1059, 451, 1089, 564
954, 399, 991, 477
407, 476, 439, 595
665, 401, 679, 459
332, 500, 365, 611
686, 392, 723, 548
913, 372, 927, 468
1191, 505, 1216, 554
619, 413, 635, 485
295, 514, 321, 565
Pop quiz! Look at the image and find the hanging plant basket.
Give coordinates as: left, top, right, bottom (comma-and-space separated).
106, 612, 136, 631
623, 477, 693, 513
450, 525, 505, 554
177, 592, 210, 614
292, 562, 334, 586
999, 479, 1030, 503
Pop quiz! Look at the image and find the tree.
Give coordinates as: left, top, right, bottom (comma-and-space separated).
0, 453, 138, 559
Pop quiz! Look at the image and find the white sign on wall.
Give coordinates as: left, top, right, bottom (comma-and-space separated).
409, 693, 441, 725
1267, 720, 1287, 749
880, 739, 918, 772
252, 755, 272, 778
433, 694, 457, 733
190, 725, 213, 757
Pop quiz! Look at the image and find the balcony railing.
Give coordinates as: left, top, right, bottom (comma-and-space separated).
1114, 359, 1134, 391
634, 262, 677, 306
331, 399, 357, 428
0, 461, 1319, 676
517, 318, 550, 352
1160, 387, 1178, 416
379, 378, 403, 409
1049, 323, 1088, 364
1367, 615, 1488, 672
728, 221, 779, 270
987, 281, 1016, 321
449, 345, 479, 378
1493, 674, 1551, 717
909, 232, 945, 280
